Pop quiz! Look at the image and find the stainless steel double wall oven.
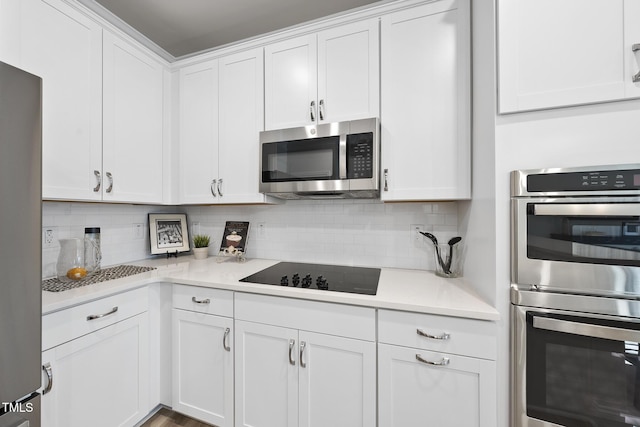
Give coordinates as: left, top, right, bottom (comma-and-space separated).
511, 164, 640, 427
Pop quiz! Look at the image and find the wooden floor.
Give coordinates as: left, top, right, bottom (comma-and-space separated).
140, 408, 214, 427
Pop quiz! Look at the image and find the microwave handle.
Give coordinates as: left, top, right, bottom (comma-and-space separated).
339, 134, 347, 179
532, 203, 640, 217
533, 316, 640, 342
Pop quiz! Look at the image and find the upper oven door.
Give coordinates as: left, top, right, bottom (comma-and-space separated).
512, 196, 640, 297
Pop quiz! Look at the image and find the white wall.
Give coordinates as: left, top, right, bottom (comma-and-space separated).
42, 199, 460, 278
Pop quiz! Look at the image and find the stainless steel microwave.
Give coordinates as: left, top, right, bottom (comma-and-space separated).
259, 118, 379, 199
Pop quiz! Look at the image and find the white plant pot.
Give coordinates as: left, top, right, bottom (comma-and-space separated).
192, 247, 209, 260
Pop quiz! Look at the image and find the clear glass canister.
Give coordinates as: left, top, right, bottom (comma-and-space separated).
84, 227, 102, 274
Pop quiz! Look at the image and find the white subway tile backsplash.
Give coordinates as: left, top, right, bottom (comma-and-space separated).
42, 200, 459, 278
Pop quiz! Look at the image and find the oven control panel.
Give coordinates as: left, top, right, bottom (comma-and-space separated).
528, 168, 640, 192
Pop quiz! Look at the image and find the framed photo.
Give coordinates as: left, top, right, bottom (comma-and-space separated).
219, 221, 250, 255
148, 213, 190, 255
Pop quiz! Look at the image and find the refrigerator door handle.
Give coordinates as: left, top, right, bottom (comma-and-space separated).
42, 362, 53, 395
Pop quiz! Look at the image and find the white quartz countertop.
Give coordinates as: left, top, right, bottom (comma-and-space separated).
42, 256, 500, 321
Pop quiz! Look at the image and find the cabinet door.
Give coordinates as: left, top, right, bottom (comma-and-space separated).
624, 0, 640, 99
235, 320, 298, 427
317, 19, 379, 123
102, 32, 164, 203
498, 0, 631, 112
380, 0, 470, 201
0, 0, 20, 65
172, 309, 233, 427
41, 313, 149, 427
378, 343, 496, 427
265, 34, 317, 130
178, 59, 219, 203
218, 48, 266, 204
298, 331, 376, 427
20, 0, 102, 201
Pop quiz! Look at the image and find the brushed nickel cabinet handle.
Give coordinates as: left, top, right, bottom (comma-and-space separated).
223, 327, 231, 351
383, 169, 389, 191
415, 354, 450, 366
310, 101, 316, 122
300, 341, 307, 368
318, 99, 325, 121
191, 297, 210, 304
42, 363, 53, 394
105, 172, 113, 193
289, 339, 296, 365
417, 328, 450, 341
217, 178, 223, 197
633, 44, 640, 83
86, 306, 118, 321
210, 179, 217, 198
93, 170, 101, 192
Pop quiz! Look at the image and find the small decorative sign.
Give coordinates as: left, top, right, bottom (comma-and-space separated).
218, 221, 249, 259
149, 213, 190, 256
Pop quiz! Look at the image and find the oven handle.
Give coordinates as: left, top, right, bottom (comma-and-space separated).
339, 134, 347, 179
533, 316, 640, 342
532, 203, 640, 217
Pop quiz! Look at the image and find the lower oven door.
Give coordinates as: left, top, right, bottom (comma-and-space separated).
513, 305, 640, 427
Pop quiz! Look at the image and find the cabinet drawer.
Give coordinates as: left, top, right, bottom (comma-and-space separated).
173, 285, 233, 317
43, 287, 149, 350
235, 293, 375, 341
378, 310, 497, 360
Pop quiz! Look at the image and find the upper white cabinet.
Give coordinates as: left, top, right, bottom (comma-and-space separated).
380, 0, 471, 201
178, 48, 269, 204
19, 0, 103, 201
264, 19, 379, 130
102, 31, 164, 203
498, 0, 640, 113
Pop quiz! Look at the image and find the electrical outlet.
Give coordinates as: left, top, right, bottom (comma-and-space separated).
257, 222, 266, 239
192, 222, 200, 235
133, 223, 144, 239
43, 227, 56, 248
410, 224, 424, 247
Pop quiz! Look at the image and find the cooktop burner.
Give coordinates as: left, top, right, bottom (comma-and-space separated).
240, 262, 381, 295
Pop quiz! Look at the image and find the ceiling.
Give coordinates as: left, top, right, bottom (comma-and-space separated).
81, 0, 383, 60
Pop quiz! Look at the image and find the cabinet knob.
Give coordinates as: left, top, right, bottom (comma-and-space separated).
383, 169, 389, 192
318, 99, 325, 121
416, 328, 450, 340
300, 341, 307, 368
217, 178, 224, 197
633, 44, 640, 83
223, 327, 231, 351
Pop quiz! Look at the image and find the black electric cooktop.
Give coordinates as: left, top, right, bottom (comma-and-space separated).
240, 262, 381, 296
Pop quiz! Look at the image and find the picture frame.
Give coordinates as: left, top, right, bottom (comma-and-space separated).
148, 213, 190, 256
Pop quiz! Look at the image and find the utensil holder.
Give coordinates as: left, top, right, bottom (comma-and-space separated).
434, 243, 463, 278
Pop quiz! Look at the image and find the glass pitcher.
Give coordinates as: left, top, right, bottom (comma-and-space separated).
56, 238, 85, 281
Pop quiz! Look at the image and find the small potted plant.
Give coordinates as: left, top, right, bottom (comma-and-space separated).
192, 234, 211, 260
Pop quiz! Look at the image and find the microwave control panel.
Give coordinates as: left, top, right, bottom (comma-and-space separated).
347, 133, 374, 179
528, 168, 640, 192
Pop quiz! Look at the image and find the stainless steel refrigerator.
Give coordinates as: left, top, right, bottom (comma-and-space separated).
0, 61, 43, 427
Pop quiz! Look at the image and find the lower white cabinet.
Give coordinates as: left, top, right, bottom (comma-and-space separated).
377, 309, 497, 427
172, 309, 234, 426
41, 312, 149, 427
234, 294, 376, 427
171, 285, 234, 426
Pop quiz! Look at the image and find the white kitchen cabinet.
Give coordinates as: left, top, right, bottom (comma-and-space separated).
102, 31, 164, 203
179, 48, 269, 204
19, 0, 103, 201
498, 0, 640, 113
264, 19, 379, 130
377, 309, 497, 427
380, 0, 471, 201
234, 293, 376, 427
41, 313, 150, 427
172, 286, 234, 427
